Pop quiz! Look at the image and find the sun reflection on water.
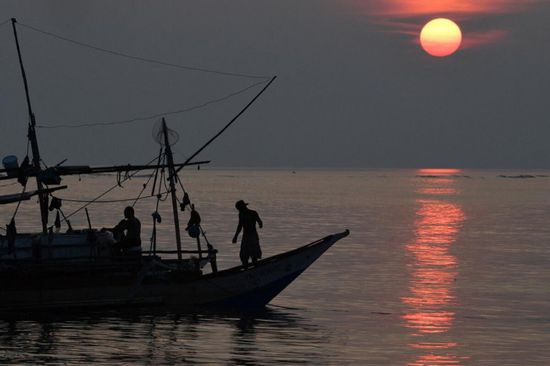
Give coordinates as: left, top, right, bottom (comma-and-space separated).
402, 170, 468, 365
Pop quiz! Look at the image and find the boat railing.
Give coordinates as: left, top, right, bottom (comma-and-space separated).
0, 249, 217, 260
0, 234, 216, 255
0, 255, 143, 269
152, 249, 217, 255
0, 246, 219, 275
149, 249, 218, 273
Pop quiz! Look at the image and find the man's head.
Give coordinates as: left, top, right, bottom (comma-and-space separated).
124, 206, 135, 219
235, 200, 248, 212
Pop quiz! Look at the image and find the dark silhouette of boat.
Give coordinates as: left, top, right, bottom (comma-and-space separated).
0, 230, 348, 312
0, 19, 349, 313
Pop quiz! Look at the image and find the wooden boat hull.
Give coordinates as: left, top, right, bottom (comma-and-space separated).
0, 230, 349, 313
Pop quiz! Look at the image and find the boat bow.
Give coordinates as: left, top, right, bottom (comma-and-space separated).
182, 230, 351, 308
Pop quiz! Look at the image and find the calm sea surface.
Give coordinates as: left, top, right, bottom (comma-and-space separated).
1, 169, 550, 365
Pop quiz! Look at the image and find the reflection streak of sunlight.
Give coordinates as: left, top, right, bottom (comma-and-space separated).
403, 171, 468, 365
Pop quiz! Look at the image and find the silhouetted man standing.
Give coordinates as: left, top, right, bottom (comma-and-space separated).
232, 200, 263, 266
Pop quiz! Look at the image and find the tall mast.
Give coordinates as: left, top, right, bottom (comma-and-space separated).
162, 118, 183, 262
11, 18, 48, 233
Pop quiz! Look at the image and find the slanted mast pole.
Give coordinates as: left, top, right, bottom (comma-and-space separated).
11, 18, 48, 233
161, 118, 183, 262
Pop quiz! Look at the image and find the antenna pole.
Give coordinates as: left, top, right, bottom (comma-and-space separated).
162, 118, 183, 262
11, 18, 48, 233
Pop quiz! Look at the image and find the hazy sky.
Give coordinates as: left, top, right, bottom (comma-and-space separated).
0, 0, 549, 168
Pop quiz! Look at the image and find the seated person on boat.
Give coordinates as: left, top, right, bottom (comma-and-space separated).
104, 206, 141, 256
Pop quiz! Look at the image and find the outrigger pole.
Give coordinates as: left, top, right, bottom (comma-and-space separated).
11, 18, 49, 234
174, 75, 277, 175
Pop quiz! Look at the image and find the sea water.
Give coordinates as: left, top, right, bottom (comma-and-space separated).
1, 169, 549, 365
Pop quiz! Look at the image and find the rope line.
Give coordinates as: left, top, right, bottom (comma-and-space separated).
17, 21, 271, 80
56, 191, 170, 204
37, 79, 268, 129
60, 155, 159, 222
11, 182, 27, 221
0, 19, 11, 28
132, 163, 158, 207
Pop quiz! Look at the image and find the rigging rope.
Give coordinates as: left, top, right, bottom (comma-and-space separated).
37, 79, 268, 129
168, 157, 214, 248
11, 181, 27, 221
132, 164, 158, 207
59, 155, 159, 223
0, 19, 10, 28
17, 21, 271, 80
55, 191, 170, 204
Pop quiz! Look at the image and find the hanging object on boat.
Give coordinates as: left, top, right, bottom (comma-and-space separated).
54, 211, 61, 229
48, 196, 62, 211
1, 155, 31, 186
17, 156, 30, 186
181, 192, 191, 211
37, 167, 62, 185
186, 204, 201, 238
50, 197, 63, 230
152, 211, 162, 223
2, 155, 19, 177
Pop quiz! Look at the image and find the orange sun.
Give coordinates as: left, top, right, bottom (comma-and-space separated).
420, 18, 462, 57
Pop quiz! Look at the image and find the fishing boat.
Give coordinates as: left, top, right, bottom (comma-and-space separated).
0, 18, 349, 313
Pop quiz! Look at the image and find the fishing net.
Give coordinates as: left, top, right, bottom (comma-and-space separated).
152, 119, 180, 146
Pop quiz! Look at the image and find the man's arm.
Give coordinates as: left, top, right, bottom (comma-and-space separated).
232, 218, 243, 243
109, 219, 127, 234
256, 212, 263, 229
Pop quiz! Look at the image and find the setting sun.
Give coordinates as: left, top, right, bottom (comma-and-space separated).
420, 18, 462, 57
